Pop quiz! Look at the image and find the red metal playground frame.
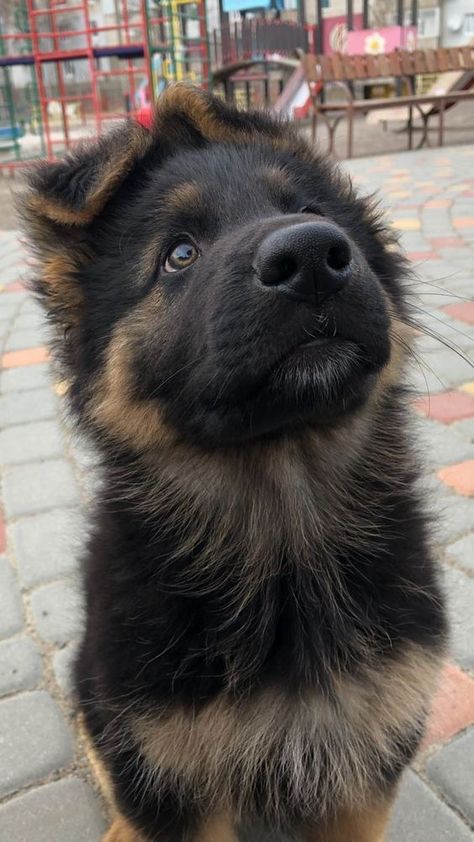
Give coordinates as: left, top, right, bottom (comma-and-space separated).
0, 0, 312, 167
0, 0, 210, 164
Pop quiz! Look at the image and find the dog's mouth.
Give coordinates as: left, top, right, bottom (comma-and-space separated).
204, 333, 362, 406
267, 332, 376, 403
160, 308, 393, 444
282, 334, 360, 358
263, 332, 360, 389
191, 328, 385, 443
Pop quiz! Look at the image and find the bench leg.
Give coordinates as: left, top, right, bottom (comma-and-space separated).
438, 97, 446, 147
408, 105, 413, 151
416, 112, 430, 149
347, 105, 354, 159
328, 117, 340, 155
311, 103, 317, 144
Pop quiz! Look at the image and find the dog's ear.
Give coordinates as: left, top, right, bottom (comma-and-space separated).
21, 120, 153, 337
151, 84, 289, 149
23, 120, 152, 229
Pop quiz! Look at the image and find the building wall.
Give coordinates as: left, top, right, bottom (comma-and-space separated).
302, 0, 473, 48
442, 0, 474, 45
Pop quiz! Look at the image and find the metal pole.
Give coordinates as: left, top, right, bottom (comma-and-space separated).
396, 0, 403, 26
141, 0, 156, 103
347, 0, 353, 31
0, 17, 22, 161
410, 0, 417, 97
201, 0, 212, 90
347, 0, 354, 98
396, 0, 403, 95
297, 0, 305, 28
20, 0, 44, 156
83, 0, 102, 134
316, 0, 323, 53
26, 0, 54, 158
0, 68, 22, 162
362, 0, 369, 29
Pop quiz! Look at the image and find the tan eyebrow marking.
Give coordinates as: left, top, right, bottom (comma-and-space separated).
165, 181, 202, 213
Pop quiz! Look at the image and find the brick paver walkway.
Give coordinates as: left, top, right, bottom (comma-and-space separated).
0, 144, 473, 841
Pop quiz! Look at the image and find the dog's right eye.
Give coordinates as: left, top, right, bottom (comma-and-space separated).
163, 240, 200, 273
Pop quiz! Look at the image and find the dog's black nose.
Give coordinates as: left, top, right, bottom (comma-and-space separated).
255, 221, 352, 300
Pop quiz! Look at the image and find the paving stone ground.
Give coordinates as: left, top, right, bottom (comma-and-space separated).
0, 143, 473, 841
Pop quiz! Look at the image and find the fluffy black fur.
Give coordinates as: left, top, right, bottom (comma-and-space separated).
22, 88, 447, 842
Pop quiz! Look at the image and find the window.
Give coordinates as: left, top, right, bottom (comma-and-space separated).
417, 8, 440, 38
464, 13, 474, 35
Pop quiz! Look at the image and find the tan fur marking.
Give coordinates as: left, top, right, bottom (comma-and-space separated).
27, 194, 97, 227
194, 815, 238, 842
100, 389, 424, 620
102, 817, 147, 842
77, 713, 116, 808
130, 645, 442, 819
89, 312, 175, 451
373, 315, 415, 396
41, 252, 84, 321
121, 423, 382, 604
166, 181, 202, 212
306, 792, 395, 842
154, 85, 252, 144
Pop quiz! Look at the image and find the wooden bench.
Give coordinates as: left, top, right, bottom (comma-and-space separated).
300, 46, 474, 158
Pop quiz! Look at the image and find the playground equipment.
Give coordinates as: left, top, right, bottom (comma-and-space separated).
1, 0, 310, 166
0, 3, 44, 160
0, 0, 210, 165
210, 17, 310, 112
0, 0, 323, 168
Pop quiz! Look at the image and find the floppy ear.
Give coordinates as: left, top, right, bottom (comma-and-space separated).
23, 120, 152, 229
21, 120, 153, 340
151, 84, 289, 148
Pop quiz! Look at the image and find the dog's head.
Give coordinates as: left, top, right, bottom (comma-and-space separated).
23, 86, 410, 451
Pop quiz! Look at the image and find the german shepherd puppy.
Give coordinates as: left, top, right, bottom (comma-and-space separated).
23, 86, 447, 842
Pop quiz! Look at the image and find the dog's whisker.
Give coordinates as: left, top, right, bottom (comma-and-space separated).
409, 303, 474, 342
404, 290, 469, 302
148, 356, 205, 399
406, 318, 474, 367
390, 331, 436, 395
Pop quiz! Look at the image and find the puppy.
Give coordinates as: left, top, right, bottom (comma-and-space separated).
22, 86, 447, 842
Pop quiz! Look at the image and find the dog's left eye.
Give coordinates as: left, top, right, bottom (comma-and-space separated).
163, 240, 200, 273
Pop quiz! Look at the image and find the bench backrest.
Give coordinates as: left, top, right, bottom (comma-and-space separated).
302, 46, 474, 83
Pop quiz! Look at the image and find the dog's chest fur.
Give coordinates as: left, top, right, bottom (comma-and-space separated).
129, 641, 438, 824
80, 428, 444, 827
